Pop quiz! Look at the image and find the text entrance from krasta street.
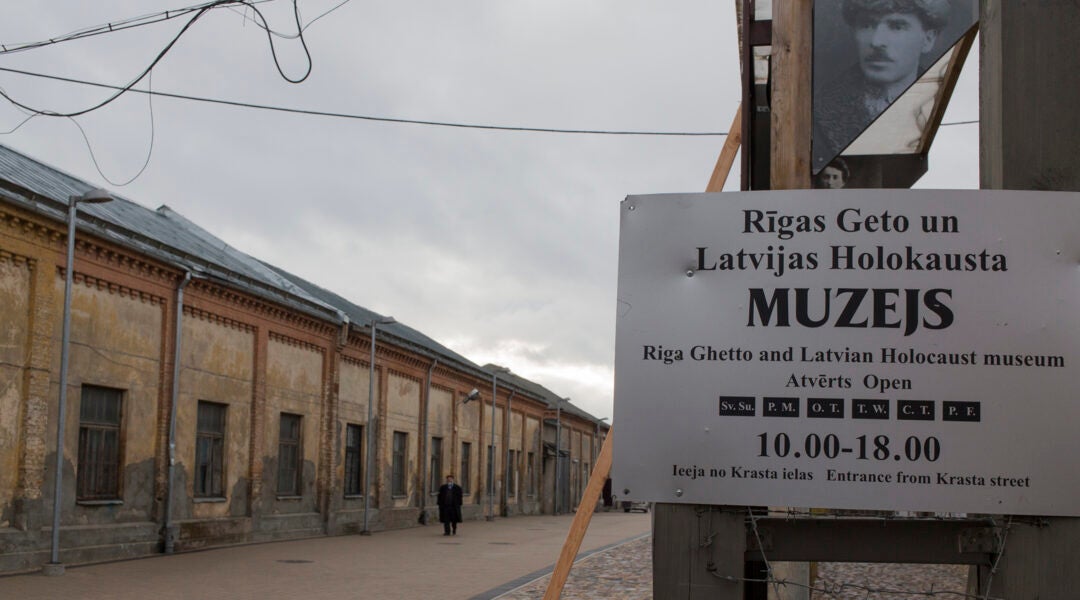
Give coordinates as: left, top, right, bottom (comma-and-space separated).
612, 190, 1080, 516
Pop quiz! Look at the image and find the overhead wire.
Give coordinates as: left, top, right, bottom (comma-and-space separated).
0, 0, 311, 117
67, 70, 157, 187
229, 0, 353, 38
0, 66, 980, 136
0, 0, 273, 56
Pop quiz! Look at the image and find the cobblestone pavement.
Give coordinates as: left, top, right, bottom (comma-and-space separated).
494, 535, 652, 600
812, 563, 969, 599
492, 536, 970, 600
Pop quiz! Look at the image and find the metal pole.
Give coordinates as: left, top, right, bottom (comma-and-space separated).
554, 398, 563, 515
361, 319, 388, 534
488, 372, 497, 521
164, 271, 192, 554
46, 199, 79, 574
503, 391, 515, 517
45, 190, 112, 576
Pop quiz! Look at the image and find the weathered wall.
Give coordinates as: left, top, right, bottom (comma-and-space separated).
172, 313, 254, 521
482, 403, 504, 514
336, 357, 375, 512
384, 372, 419, 509
428, 385, 454, 484
44, 276, 163, 526
0, 257, 31, 526
458, 389, 481, 500
262, 336, 324, 515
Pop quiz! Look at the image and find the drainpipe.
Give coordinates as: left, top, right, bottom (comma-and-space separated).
164, 270, 192, 554
501, 391, 515, 517
418, 358, 438, 524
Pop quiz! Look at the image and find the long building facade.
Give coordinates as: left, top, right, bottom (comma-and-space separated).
0, 144, 608, 574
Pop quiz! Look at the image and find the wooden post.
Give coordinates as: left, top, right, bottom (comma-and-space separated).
766, 5, 814, 597
542, 428, 615, 600
977, 1, 1080, 595
770, 1, 813, 190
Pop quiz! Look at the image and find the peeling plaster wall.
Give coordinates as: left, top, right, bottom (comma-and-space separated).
428, 386, 453, 484
263, 338, 323, 515
385, 373, 419, 509
335, 359, 375, 519
457, 390, 481, 500
44, 277, 163, 526
173, 315, 254, 521
0, 258, 30, 526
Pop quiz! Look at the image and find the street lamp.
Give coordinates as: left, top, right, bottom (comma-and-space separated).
554, 397, 567, 516
361, 316, 396, 536
487, 366, 510, 521
46, 188, 114, 576
594, 417, 610, 469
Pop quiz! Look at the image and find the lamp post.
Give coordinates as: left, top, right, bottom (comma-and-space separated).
487, 366, 510, 521
46, 189, 114, 576
593, 417, 609, 470
554, 397, 566, 516
361, 316, 396, 536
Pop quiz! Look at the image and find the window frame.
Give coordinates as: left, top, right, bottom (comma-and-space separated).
507, 449, 517, 497
459, 441, 471, 495
194, 401, 227, 498
277, 413, 303, 497
344, 423, 363, 497
429, 436, 443, 495
391, 431, 408, 497
76, 385, 125, 502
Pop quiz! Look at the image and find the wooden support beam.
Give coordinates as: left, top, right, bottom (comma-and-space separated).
542, 428, 615, 600
770, 0, 813, 190
706, 104, 743, 192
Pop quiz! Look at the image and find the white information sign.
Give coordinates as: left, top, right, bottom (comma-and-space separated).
613, 190, 1080, 516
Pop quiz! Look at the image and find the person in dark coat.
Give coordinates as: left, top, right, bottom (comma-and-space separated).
437, 475, 463, 535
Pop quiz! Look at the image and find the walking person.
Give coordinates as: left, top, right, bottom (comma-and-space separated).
437, 475, 463, 536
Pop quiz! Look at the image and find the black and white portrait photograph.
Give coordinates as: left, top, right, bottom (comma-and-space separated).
812, 0, 977, 172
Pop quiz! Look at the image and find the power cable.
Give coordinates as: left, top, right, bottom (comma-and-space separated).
68, 70, 156, 187
0, 66, 980, 136
0, 66, 731, 136
229, 0, 353, 38
0, 0, 272, 56
0, 0, 310, 117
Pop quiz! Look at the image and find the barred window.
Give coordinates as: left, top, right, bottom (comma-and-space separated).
77, 386, 123, 500
344, 424, 363, 496
277, 414, 303, 496
527, 451, 536, 496
507, 450, 517, 497
392, 431, 408, 497
429, 436, 443, 493
194, 402, 226, 497
460, 442, 471, 494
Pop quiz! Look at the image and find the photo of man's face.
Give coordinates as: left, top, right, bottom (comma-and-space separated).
853, 12, 938, 90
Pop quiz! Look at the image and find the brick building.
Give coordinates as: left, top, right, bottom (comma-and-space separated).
0, 144, 608, 574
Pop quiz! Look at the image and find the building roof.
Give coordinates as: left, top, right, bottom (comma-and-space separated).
0, 143, 607, 426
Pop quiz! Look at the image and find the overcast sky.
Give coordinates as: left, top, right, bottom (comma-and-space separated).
0, 1, 979, 420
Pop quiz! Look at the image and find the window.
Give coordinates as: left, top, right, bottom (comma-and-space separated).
277, 414, 302, 496
392, 431, 408, 496
77, 386, 123, 500
507, 450, 517, 497
194, 402, 226, 497
460, 442, 471, 494
344, 424, 363, 496
527, 451, 536, 496
429, 436, 443, 493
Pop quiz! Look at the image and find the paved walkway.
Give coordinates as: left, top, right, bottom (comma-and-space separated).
0, 512, 651, 600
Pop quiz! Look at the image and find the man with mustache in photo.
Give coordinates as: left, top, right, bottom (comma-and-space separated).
813, 0, 950, 167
